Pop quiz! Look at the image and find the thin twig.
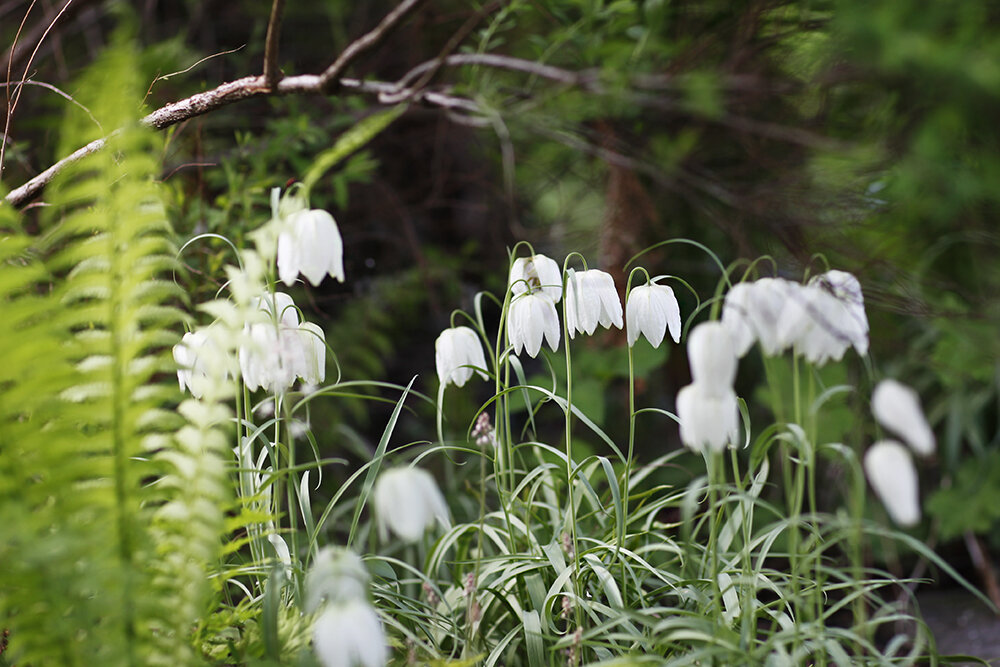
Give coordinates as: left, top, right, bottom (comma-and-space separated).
262, 0, 286, 89
394, 53, 594, 91
377, 0, 504, 104
317, 0, 430, 92
0, 79, 102, 132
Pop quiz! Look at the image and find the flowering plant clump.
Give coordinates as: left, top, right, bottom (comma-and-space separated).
166, 192, 973, 667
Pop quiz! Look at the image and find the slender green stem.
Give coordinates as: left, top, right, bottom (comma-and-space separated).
620, 342, 636, 597
563, 316, 583, 629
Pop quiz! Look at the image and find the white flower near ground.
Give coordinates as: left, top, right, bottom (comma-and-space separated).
722, 278, 792, 357
373, 467, 451, 543
435, 326, 489, 387
686, 321, 738, 391
277, 208, 345, 287
239, 292, 326, 393
564, 269, 623, 338
872, 379, 935, 456
306, 547, 371, 611
776, 270, 869, 365
174, 328, 231, 398
626, 282, 681, 348
313, 600, 388, 667
676, 383, 740, 453
507, 291, 561, 357
305, 548, 387, 667
864, 440, 920, 527
508, 253, 563, 303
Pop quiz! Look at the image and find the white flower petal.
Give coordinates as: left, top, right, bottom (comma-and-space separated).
864, 440, 920, 527
627, 283, 680, 348
313, 600, 387, 667
373, 467, 450, 543
872, 379, 935, 456
687, 321, 737, 390
676, 383, 740, 453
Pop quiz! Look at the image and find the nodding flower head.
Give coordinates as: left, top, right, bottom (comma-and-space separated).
626, 282, 681, 348
508, 253, 563, 303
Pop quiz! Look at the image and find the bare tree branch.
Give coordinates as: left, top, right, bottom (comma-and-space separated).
3, 72, 482, 208
262, 0, 286, 89
317, 0, 430, 92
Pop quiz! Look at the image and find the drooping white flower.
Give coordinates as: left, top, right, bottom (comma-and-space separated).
239, 292, 326, 393
313, 599, 388, 667
173, 327, 231, 398
676, 383, 740, 453
508, 253, 563, 303
435, 326, 489, 387
872, 379, 935, 456
776, 270, 868, 365
373, 467, 450, 543
507, 291, 561, 358
564, 269, 623, 339
277, 208, 345, 287
863, 440, 920, 527
720, 282, 756, 357
306, 547, 387, 667
686, 321, 738, 391
306, 547, 371, 611
626, 282, 682, 348
722, 278, 792, 357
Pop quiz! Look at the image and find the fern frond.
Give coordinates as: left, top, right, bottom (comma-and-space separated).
0, 38, 230, 666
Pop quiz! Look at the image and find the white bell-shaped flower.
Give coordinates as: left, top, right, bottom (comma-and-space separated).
722, 278, 792, 357
626, 282, 681, 348
686, 321, 738, 391
435, 326, 489, 387
239, 292, 326, 393
373, 467, 450, 543
507, 291, 561, 358
305, 548, 387, 667
174, 327, 232, 398
864, 440, 920, 527
297, 321, 327, 386
306, 547, 370, 612
313, 599, 388, 667
676, 382, 740, 453
720, 282, 756, 357
277, 208, 345, 287
776, 271, 868, 365
508, 253, 563, 303
564, 269, 623, 339
872, 379, 935, 456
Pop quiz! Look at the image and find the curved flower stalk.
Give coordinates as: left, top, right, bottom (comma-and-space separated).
239, 291, 326, 393
626, 282, 682, 348
676, 322, 740, 453
864, 440, 921, 527
872, 379, 936, 456
508, 253, 562, 302
507, 290, 561, 357
373, 466, 451, 542
435, 326, 489, 387
306, 548, 388, 667
278, 208, 345, 287
776, 270, 869, 365
564, 268, 623, 338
